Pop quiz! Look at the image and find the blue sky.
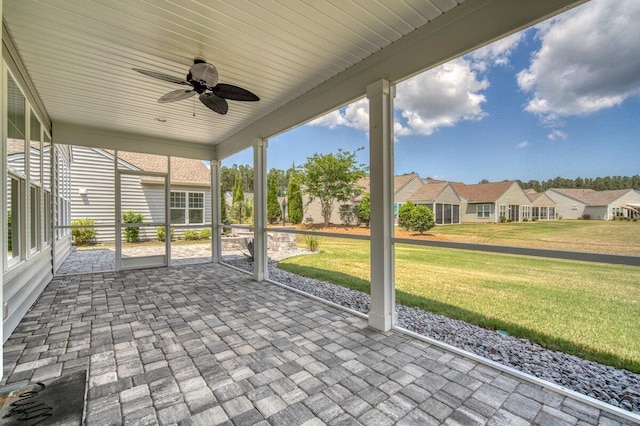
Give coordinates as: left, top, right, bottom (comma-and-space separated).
224, 0, 639, 184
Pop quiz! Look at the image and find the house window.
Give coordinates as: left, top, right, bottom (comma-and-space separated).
477, 204, 491, 219
189, 193, 204, 224
7, 175, 22, 264
522, 205, 531, 219
549, 207, 556, 220
171, 191, 204, 224
540, 207, 548, 220
30, 185, 40, 252
499, 204, 506, 219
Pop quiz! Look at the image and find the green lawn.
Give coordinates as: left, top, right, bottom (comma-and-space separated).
278, 236, 640, 373
420, 220, 640, 255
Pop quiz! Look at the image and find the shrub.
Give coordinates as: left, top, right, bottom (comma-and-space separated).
523, 217, 529, 222
339, 204, 356, 226
409, 205, 435, 234
71, 218, 96, 245
156, 226, 174, 242
507, 218, 513, 223
532, 216, 539, 222
581, 214, 591, 220
183, 230, 199, 240
122, 210, 144, 243
305, 233, 319, 251
356, 193, 371, 227
199, 228, 212, 239
398, 201, 415, 231
499, 215, 507, 223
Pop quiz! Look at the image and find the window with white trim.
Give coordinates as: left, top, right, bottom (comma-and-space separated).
477, 204, 491, 219
499, 204, 506, 219
171, 191, 205, 224
522, 205, 531, 219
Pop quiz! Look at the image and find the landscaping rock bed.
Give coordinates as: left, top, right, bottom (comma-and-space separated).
223, 255, 640, 414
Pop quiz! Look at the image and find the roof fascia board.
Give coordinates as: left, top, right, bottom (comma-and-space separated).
215, 0, 586, 160
2, 19, 51, 131
53, 122, 216, 160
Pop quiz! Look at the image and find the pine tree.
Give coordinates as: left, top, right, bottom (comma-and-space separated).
287, 166, 304, 224
267, 176, 282, 224
220, 185, 228, 224
232, 172, 244, 223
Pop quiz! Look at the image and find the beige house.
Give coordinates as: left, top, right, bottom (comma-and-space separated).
545, 188, 640, 220
70, 147, 212, 242
303, 173, 424, 225
451, 181, 535, 223
407, 181, 463, 224
525, 189, 557, 220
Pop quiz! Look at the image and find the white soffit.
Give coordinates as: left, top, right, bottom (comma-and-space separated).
2, 0, 584, 159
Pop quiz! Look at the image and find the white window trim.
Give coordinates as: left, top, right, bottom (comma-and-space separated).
171, 191, 205, 225
476, 204, 491, 219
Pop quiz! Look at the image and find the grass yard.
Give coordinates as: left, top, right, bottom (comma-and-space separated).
278, 236, 640, 373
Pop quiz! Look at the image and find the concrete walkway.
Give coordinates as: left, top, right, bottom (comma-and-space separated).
56, 243, 219, 276
2, 263, 636, 425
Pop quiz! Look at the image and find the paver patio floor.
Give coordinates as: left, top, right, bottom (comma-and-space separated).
2, 263, 635, 425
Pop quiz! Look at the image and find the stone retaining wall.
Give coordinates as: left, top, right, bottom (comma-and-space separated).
221, 227, 297, 252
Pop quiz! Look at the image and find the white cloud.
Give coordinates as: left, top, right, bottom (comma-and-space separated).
308, 99, 369, 131
309, 28, 521, 137
395, 58, 489, 135
517, 141, 529, 148
518, 0, 640, 121
470, 32, 524, 71
547, 129, 568, 140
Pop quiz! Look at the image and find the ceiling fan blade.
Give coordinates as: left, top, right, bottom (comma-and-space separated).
189, 62, 219, 87
158, 89, 196, 103
213, 84, 260, 101
132, 68, 190, 86
199, 93, 228, 115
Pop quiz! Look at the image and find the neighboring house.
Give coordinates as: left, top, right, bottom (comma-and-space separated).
545, 188, 640, 220
451, 181, 534, 223
301, 173, 425, 225
407, 181, 463, 224
70, 146, 212, 243
525, 189, 557, 220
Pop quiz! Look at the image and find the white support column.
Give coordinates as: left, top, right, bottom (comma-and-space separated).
253, 139, 268, 282
367, 79, 395, 331
1, 8, 5, 370
211, 159, 221, 263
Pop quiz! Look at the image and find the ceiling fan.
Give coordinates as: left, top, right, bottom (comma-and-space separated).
133, 59, 259, 115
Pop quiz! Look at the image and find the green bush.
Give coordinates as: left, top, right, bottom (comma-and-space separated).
532, 216, 539, 222
523, 217, 529, 222
156, 226, 174, 242
356, 193, 371, 227
183, 230, 200, 240
71, 218, 96, 245
398, 201, 415, 231
122, 210, 144, 243
199, 228, 212, 239
409, 205, 435, 234
499, 215, 507, 223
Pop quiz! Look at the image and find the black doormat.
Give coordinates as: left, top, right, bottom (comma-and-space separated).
0, 370, 87, 425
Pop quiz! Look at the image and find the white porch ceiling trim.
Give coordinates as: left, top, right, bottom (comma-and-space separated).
52, 122, 215, 160
215, 0, 586, 160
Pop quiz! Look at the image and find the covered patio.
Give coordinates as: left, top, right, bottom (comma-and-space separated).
3, 0, 640, 423
2, 262, 632, 425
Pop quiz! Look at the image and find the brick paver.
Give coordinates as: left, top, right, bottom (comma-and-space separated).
2, 263, 637, 425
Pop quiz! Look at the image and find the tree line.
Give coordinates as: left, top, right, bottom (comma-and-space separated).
516, 175, 640, 192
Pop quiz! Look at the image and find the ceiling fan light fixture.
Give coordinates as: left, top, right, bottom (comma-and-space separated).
133, 59, 259, 115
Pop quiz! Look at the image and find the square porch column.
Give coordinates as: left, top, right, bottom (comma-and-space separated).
253, 138, 268, 282
367, 79, 395, 331
210, 159, 222, 263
